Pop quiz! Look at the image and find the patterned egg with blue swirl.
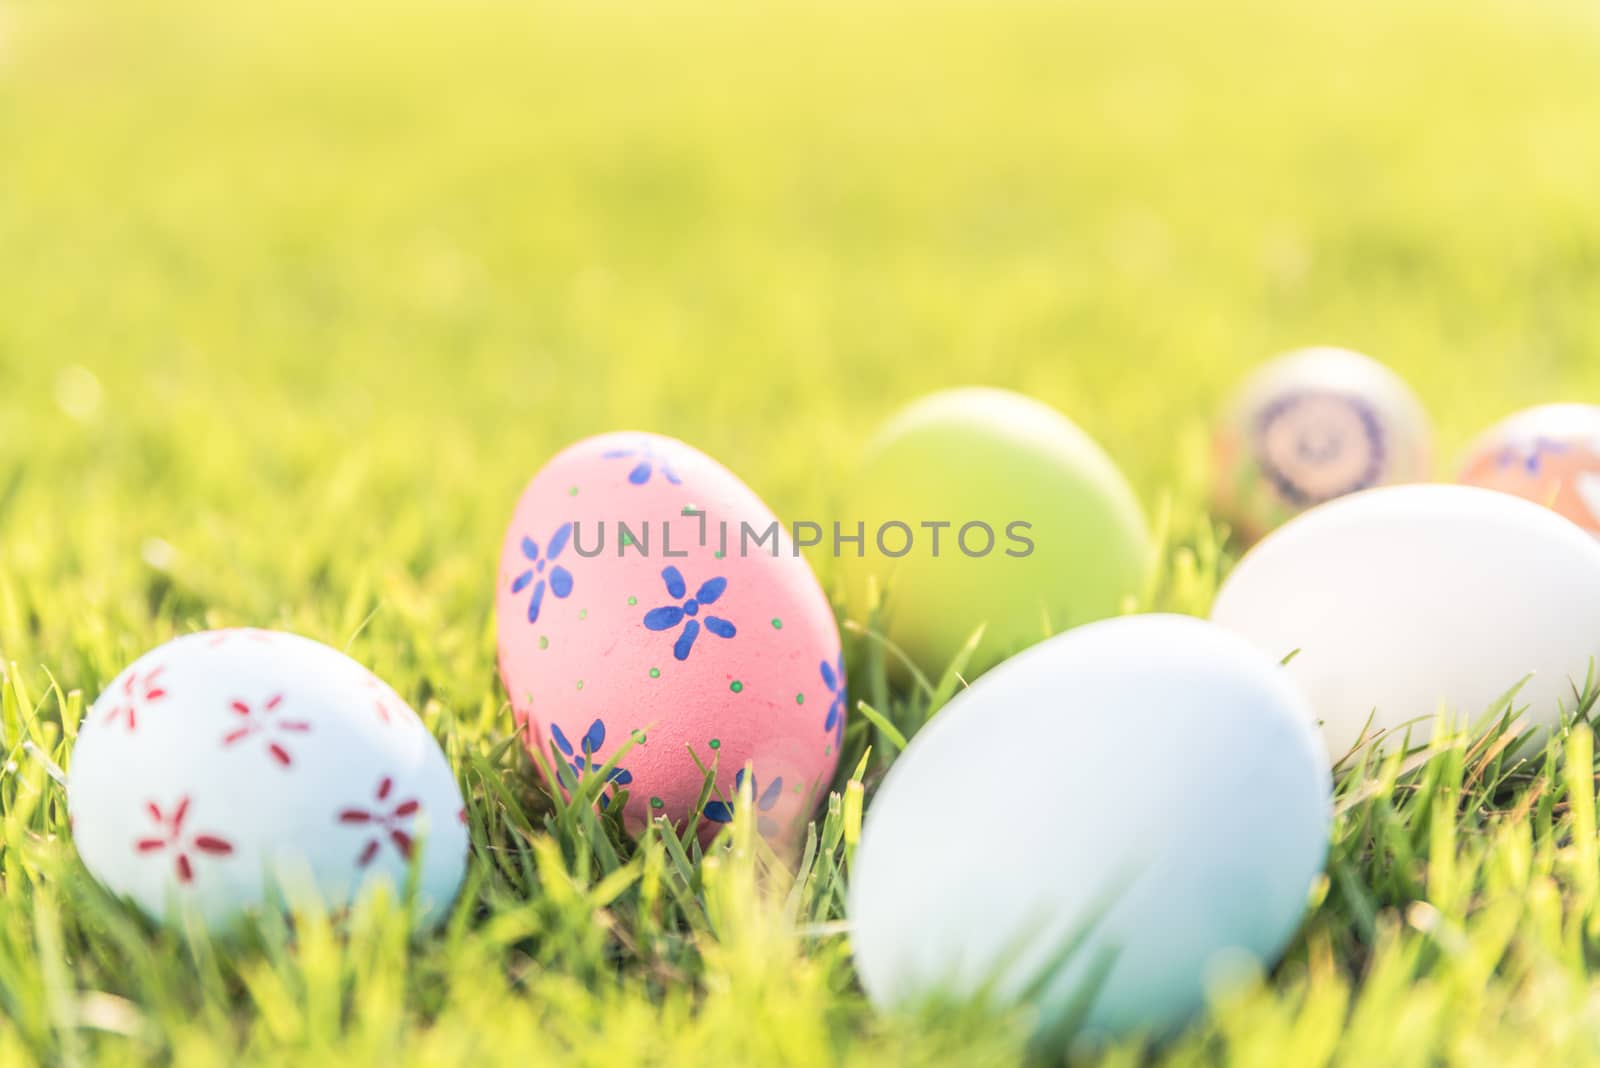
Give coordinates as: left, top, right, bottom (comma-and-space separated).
1214, 347, 1432, 541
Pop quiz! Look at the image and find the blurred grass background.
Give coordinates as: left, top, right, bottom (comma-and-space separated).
5, 0, 1600, 1063
6, 0, 1600, 651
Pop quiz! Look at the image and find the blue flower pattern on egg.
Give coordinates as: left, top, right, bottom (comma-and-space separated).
512, 523, 575, 624
1495, 437, 1569, 475
550, 718, 633, 810
821, 656, 846, 748
704, 768, 783, 836
643, 566, 736, 661
603, 444, 683, 486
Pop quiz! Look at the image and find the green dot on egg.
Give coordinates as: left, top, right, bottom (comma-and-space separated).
795, 693, 805, 705
709, 738, 721, 750
539, 636, 549, 650
579, 608, 588, 620
714, 550, 725, 559
569, 486, 579, 496
628, 596, 638, 606
576, 680, 584, 691
632, 729, 647, 744
771, 618, 783, 629
649, 667, 660, 679
730, 680, 743, 693
650, 796, 665, 809
681, 504, 699, 516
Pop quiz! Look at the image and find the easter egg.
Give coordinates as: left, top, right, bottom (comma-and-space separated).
1458, 403, 1600, 534
849, 615, 1330, 1043
836, 387, 1151, 680
495, 432, 844, 839
67, 630, 468, 931
1211, 484, 1600, 761
1213, 347, 1432, 541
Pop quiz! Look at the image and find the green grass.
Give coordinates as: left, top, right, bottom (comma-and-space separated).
4, 0, 1600, 1062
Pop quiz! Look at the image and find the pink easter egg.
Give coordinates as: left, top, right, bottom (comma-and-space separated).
495, 432, 845, 842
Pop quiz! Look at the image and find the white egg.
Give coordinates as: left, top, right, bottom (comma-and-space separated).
1211, 484, 1600, 762
848, 615, 1330, 1043
68, 630, 469, 931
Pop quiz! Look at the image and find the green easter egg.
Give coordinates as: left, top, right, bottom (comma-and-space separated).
838, 387, 1151, 679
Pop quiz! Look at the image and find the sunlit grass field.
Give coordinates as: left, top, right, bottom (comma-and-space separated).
5, 0, 1600, 1063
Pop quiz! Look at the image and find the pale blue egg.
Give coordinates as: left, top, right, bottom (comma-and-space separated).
848, 614, 1331, 1044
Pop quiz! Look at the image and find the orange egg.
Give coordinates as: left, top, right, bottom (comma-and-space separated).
1459, 404, 1600, 534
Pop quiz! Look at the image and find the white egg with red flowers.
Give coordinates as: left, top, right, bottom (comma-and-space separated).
67, 629, 469, 931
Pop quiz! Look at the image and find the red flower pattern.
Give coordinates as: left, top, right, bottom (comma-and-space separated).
364, 674, 395, 725
135, 797, 234, 884
337, 777, 421, 867
102, 667, 168, 731
220, 694, 311, 767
